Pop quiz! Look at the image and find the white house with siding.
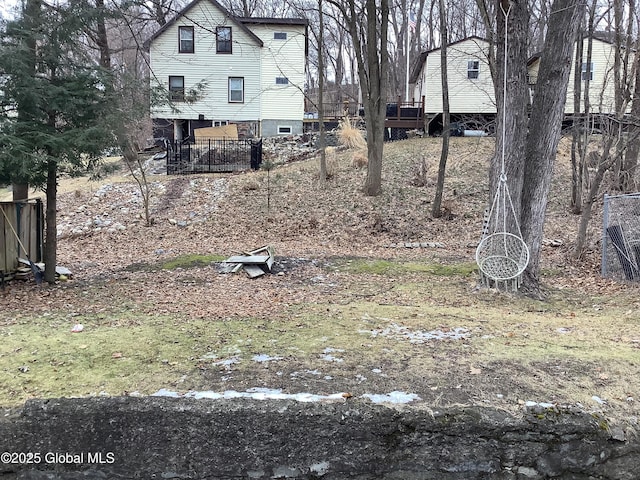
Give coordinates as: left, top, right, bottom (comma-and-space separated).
411, 36, 496, 127
528, 35, 629, 115
146, 0, 307, 140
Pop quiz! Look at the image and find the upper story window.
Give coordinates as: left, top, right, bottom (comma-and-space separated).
581, 62, 594, 81
276, 77, 289, 85
179, 26, 194, 53
229, 77, 244, 103
217, 26, 232, 54
169, 76, 185, 102
274, 32, 287, 40
467, 60, 480, 79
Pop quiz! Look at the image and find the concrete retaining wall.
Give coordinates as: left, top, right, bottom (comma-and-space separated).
1, 397, 638, 479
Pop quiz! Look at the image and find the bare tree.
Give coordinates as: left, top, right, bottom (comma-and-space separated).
326, 0, 389, 196
432, 0, 450, 218
520, 0, 587, 289
318, 0, 328, 183
573, 0, 639, 256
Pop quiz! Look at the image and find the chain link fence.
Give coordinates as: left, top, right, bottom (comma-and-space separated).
602, 193, 640, 281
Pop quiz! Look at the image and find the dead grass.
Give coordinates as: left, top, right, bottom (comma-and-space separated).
337, 116, 367, 150
1, 136, 639, 421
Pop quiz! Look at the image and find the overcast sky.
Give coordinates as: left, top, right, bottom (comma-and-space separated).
1, 0, 19, 21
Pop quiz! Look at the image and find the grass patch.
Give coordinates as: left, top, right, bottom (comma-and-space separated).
330, 258, 477, 276
161, 254, 226, 270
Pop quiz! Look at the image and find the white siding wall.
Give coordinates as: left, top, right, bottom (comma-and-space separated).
564, 39, 622, 115
150, 1, 262, 121
414, 39, 496, 115
250, 24, 306, 121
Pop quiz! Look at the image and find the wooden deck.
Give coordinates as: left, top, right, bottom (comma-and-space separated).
304, 96, 426, 131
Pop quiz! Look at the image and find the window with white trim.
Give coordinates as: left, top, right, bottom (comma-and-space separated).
179, 26, 194, 53
581, 62, 594, 81
467, 60, 480, 79
278, 126, 292, 134
217, 26, 232, 54
228, 77, 244, 103
169, 76, 185, 101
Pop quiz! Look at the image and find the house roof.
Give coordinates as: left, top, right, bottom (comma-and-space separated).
409, 36, 489, 84
238, 17, 308, 26
527, 32, 619, 66
144, 0, 307, 50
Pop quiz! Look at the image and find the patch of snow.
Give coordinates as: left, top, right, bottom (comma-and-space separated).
362, 391, 421, 404
252, 354, 283, 363
360, 323, 469, 343
151, 388, 422, 405
152, 388, 181, 398
152, 388, 347, 403
213, 356, 240, 367
320, 354, 343, 363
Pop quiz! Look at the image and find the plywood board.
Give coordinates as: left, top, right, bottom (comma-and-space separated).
194, 124, 238, 140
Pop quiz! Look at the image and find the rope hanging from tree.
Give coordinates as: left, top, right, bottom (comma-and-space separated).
475, 2, 529, 290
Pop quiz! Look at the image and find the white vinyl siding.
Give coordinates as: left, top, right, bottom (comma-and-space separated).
149, 0, 261, 121
531, 38, 628, 115
416, 38, 496, 115
250, 23, 306, 122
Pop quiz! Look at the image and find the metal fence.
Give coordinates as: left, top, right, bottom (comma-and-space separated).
167, 138, 262, 175
602, 193, 640, 281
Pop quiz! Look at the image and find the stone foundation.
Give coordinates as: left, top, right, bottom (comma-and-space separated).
1, 397, 638, 479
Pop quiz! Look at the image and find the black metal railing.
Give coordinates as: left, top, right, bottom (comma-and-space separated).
167, 138, 262, 175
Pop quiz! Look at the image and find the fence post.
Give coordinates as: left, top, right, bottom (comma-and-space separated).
602, 194, 609, 277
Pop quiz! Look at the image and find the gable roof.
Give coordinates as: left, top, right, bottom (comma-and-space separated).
528, 33, 618, 66
144, 0, 267, 49
409, 36, 489, 84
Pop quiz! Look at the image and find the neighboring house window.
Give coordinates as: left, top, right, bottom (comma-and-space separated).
169, 76, 185, 101
276, 77, 289, 85
467, 60, 480, 79
581, 62, 594, 81
278, 126, 292, 134
229, 77, 244, 102
217, 26, 232, 53
274, 32, 287, 40
214, 120, 229, 127
179, 26, 194, 53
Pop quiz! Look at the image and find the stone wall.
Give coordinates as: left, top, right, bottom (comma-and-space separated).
1, 397, 638, 479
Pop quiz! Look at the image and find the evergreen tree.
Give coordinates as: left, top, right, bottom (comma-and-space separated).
0, 0, 115, 283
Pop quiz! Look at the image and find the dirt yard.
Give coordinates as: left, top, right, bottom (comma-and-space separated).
1, 136, 639, 423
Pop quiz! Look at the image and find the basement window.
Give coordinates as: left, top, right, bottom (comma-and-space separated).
277, 126, 292, 134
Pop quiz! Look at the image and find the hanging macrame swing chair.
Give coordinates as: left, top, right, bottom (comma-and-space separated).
475, 3, 529, 291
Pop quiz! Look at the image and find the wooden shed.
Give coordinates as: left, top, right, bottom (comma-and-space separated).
1, 200, 44, 282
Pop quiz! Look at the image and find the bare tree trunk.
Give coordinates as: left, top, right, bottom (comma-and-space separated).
432, 0, 449, 218
570, 12, 585, 214
490, 0, 529, 208
318, 0, 327, 183
574, 137, 616, 256
520, 0, 586, 289
361, 0, 389, 196
623, 36, 640, 192
44, 160, 57, 284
